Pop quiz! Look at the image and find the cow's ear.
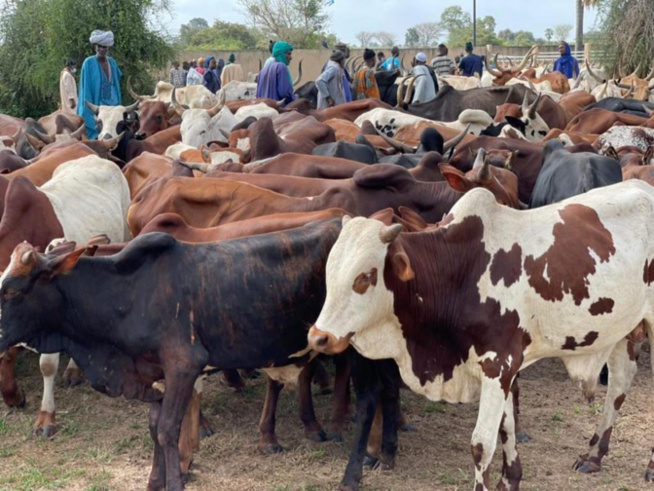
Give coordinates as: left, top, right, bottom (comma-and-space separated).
643, 145, 654, 166
604, 145, 619, 161
369, 207, 393, 225
391, 251, 415, 282
48, 248, 85, 276
439, 164, 473, 192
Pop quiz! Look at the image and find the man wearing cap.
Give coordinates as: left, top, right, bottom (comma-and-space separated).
60, 59, 78, 115
354, 49, 381, 100
458, 42, 483, 77
381, 46, 401, 71
77, 30, 122, 139
256, 41, 296, 106
410, 53, 438, 104
316, 50, 346, 109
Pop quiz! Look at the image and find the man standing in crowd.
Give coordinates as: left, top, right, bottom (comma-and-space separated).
458, 41, 483, 76
169, 61, 185, 88
376, 51, 386, 70
354, 48, 381, 100
334, 42, 353, 102
553, 41, 580, 78
316, 50, 346, 109
256, 41, 296, 106
202, 57, 221, 94
381, 46, 401, 70
59, 59, 78, 114
411, 52, 438, 104
186, 60, 203, 85
431, 44, 456, 75
77, 29, 122, 139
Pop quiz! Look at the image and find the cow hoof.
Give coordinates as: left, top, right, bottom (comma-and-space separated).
573, 456, 601, 474
400, 422, 417, 432
516, 431, 532, 443
62, 369, 83, 388
338, 484, 359, 491
328, 433, 344, 443
372, 459, 395, 471
259, 443, 285, 454
644, 468, 654, 482
305, 429, 327, 442
42, 425, 57, 438
363, 454, 378, 468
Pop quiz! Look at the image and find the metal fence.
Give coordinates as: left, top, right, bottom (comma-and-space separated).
501, 50, 608, 66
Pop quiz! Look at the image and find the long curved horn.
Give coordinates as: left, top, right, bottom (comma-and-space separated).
618, 62, 625, 79
25, 132, 45, 151
207, 89, 226, 118
629, 61, 642, 78
404, 75, 421, 105
599, 81, 608, 99
586, 59, 605, 83
443, 124, 471, 152
396, 77, 407, 108
622, 82, 635, 98
472, 148, 487, 169
484, 47, 503, 77
34, 128, 54, 144
374, 126, 417, 153
400, 53, 407, 76
85, 100, 99, 115
69, 123, 86, 140
527, 91, 542, 119
513, 45, 537, 73
171, 88, 187, 117
124, 101, 139, 113
541, 62, 550, 74
293, 59, 303, 87
477, 153, 492, 184
645, 64, 654, 81
615, 81, 634, 90
127, 76, 149, 102
506, 56, 513, 68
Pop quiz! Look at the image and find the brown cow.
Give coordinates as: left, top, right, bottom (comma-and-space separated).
565, 108, 648, 135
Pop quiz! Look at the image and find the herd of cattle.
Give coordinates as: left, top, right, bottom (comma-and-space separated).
1, 48, 654, 491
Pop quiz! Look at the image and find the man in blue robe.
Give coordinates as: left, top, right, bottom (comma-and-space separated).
256, 41, 296, 106
553, 41, 580, 79
77, 30, 122, 140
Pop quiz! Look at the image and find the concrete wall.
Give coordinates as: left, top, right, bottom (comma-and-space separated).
179, 45, 564, 83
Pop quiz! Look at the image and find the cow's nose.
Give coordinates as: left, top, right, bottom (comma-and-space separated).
313, 334, 328, 348
102, 134, 112, 140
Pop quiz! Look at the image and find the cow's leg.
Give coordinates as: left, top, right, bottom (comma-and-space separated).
511, 376, 530, 443
574, 336, 639, 474
193, 377, 213, 439
147, 400, 166, 491
471, 379, 510, 491
156, 369, 198, 491
376, 371, 400, 472
299, 360, 327, 442
313, 358, 332, 395
62, 358, 82, 387
497, 390, 522, 491
221, 369, 245, 392
34, 353, 59, 437
328, 352, 352, 442
178, 384, 201, 475
0, 347, 25, 408
364, 404, 383, 466
258, 377, 285, 453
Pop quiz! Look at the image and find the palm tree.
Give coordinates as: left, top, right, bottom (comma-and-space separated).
575, 0, 600, 51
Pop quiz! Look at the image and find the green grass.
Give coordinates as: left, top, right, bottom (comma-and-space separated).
0, 461, 86, 491
551, 412, 563, 422
424, 401, 447, 414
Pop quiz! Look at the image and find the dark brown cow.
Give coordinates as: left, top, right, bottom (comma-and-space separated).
124, 125, 182, 161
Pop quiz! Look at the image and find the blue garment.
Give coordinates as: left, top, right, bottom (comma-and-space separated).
380, 57, 400, 71
256, 61, 296, 106
553, 43, 580, 79
203, 57, 221, 93
77, 55, 122, 139
459, 53, 483, 77
343, 67, 352, 103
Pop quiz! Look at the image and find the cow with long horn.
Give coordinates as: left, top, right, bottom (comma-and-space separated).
484, 44, 538, 85
612, 58, 654, 101
255, 41, 298, 107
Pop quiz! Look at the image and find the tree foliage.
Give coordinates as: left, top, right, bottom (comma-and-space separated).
552, 24, 573, 42
439, 6, 499, 47
497, 29, 538, 47
0, 0, 175, 118
355, 31, 375, 48
404, 22, 443, 48
593, 0, 654, 77
236, 0, 330, 49
184, 19, 261, 50
373, 31, 397, 48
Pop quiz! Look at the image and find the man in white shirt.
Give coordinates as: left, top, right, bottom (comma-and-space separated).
59, 59, 78, 114
410, 53, 437, 104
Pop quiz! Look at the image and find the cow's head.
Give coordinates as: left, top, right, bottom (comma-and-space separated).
136, 101, 172, 139
308, 215, 413, 356
173, 88, 232, 147
484, 46, 538, 86
0, 242, 85, 353
85, 101, 139, 140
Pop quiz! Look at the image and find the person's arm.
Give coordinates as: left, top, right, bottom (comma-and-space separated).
277, 66, 296, 103
315, 67, 334, 99
449, 59, 456, 74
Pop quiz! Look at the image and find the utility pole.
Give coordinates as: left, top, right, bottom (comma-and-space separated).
473, 0, 477, 46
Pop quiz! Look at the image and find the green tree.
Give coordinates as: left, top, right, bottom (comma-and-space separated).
0, 0, 175, 118
544, 28, 554, 42
405, 27, 420, 48
179, 17, 210, 48
186, 20, 261, 50
236, 0, 330, 48
440, 6, 499, 47
553, 23, 573, 42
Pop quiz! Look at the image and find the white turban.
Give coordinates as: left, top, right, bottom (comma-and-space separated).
89, 30, 114, 47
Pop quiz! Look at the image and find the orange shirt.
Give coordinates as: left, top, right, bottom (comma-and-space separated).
354, 66, 380, 100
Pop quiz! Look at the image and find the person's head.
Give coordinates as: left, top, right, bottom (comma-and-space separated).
559, 41, 570, 56
377, 51, 385, 62
197, 57, 205, 67
269, 40, 275, 54
217, 58, 225, 70
190, 60, 196, 68
391, 46, 399, 57
335, 43, 350, 59
182, 61, 189, 70
228, 53, 236, 64
208, 57, 216, 70
89, 30, 114, 60
330, 49, 346, 67
363, 49, 376, 68
438, 43, 448, 56
465, 41, 474, 53
64, 59, 77, 73
414, 52, 427, 66
272, 41, 293, 65
172, 61, 180, 69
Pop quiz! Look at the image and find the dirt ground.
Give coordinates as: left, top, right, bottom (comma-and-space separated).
1, 348, 653, 491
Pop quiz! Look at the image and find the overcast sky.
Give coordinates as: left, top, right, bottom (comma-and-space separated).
164, 0, 601, 45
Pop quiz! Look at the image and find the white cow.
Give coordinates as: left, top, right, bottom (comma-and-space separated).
84, 101, 138, 140
309, 180, 654, 490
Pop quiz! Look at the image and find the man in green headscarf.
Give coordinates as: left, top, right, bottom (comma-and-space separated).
256, 41, 296, 106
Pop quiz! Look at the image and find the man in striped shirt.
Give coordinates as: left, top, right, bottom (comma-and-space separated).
431, 44, 456, 76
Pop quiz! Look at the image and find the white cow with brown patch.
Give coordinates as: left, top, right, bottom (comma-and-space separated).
309, 180, 654, 491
